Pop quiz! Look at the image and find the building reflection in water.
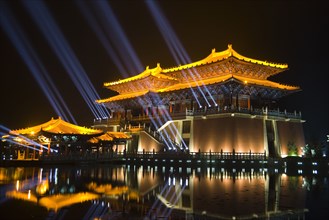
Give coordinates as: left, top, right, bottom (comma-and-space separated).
0, 166, 316, 219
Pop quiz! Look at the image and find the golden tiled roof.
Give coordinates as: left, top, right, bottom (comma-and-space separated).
88, 131, 131, 143
233, 75, 299, 90
163, 44, 288, 73
106, 131, 131, 139
160, 74, 299, 92
10, 117, 103, 136
104, 44, 287, 87
104, 63, 177, 87
97, 74, 300, 102
97, 45, 296, 103
97, 90, 149, 103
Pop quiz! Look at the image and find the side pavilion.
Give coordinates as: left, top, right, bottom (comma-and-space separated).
4, 117, 130, 160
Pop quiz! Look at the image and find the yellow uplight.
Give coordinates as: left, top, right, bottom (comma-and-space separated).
36, 180, 49, 195
16, 180, 20, 191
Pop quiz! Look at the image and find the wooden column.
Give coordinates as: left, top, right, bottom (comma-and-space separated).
248, 97, 251, 109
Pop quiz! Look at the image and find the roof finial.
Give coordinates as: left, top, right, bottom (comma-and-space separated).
212, 48, 216, 54
228, 44, 233, 56
146, 66, 149, 70
157, 63, 161, 68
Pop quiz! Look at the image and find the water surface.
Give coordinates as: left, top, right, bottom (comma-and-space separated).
0, 165, 328, 219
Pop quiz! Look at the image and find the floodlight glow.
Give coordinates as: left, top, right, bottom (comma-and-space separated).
0, 125, 50, 151
187, 69, 212, 107
78, 1, 185, 151
22, 1, 109, 119
3, 138, 41, 152
146, 179, 171, 217
158, 185, 174, 210
75, 0, 128, 76
150, 95, 188, 149
92, 0, 143, 74
1, 132, 48, 151
146, 2, 200, 84
190, 68, 217, 106
0, 4, 76, 123
146, 1, 217, 106
140, 102, 175, 150
151, 111, 176, 150
0, 131, 41, 152
162, 185, 186, 218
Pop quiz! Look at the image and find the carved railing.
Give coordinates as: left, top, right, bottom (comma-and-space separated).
187, 106, 301, 119
126, 151, 266, 160
95, 106, 302, 127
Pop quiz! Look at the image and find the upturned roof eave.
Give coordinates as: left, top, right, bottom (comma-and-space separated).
98, 74, 299, 103
10, 117, 103, 136
103, 44, 288, 88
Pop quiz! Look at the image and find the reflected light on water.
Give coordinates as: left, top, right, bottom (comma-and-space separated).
6, 190, 37, 203
0, 166, 327, 219
16, 180, 19, 191
39, 192, 100, 211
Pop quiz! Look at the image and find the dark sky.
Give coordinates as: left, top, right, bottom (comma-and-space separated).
0, 0, 328, 142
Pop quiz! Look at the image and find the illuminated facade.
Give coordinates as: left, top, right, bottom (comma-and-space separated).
96, 45, 305, 157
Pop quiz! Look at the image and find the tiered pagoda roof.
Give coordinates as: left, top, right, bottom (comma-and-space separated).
97, 44, 300, 104
10, 117, 103, 136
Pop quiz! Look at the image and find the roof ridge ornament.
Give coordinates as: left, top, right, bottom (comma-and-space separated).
228, 44, 233, 56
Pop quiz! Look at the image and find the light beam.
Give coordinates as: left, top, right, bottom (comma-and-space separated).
22, 1, 109, 119
146, 1, 217, 107
0, 2, 76, 123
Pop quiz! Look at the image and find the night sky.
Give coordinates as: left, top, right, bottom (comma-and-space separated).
0, 0, 328, 143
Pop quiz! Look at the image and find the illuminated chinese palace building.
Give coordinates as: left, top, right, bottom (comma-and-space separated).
96, 45, 305, 158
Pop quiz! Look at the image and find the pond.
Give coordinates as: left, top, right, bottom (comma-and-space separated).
0, 165, 328, 219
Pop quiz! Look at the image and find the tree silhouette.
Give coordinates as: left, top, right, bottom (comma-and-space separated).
287, 141, 298, 156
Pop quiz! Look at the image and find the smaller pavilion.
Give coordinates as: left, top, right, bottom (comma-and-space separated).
3, 117, 131, 160
88, 131, 131, 155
